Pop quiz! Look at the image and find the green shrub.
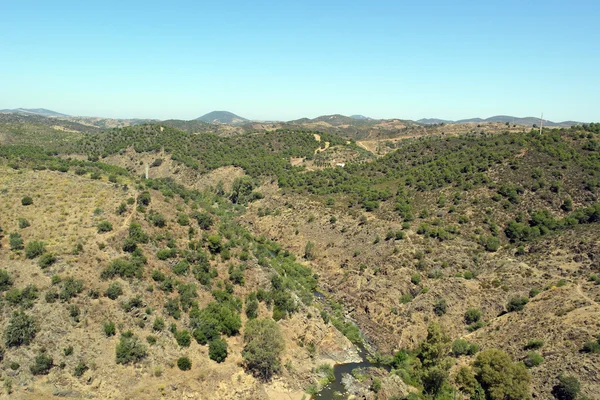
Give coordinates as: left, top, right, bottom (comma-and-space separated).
524, 351, 544, 368
0, 269, 13, 291
101, 255, 145, 280
452, 339, 479, 356
25, 241, 45, 259
105, 282, 123, 300
410, 274, 421, 285
18, 218, 30, 229
115, 333, 147, 364
474, 349, 530, 400
177, 356, 192, 371
4, 311, 37, 347
103, 321, 116, 337
552, 375, 581, 400
30, 352, 53, 375
245, 298, 259, 320
153, 317, 165, 331
73, 361, 89, 377
60, 277, 84, 301
173, 260, 189, 276
175, 329, 191, 347
156, 248, 177, 260
138, 191, 151, 206
465, 308, 482, 324
581, 341, 600, 353
209, 338, 228, 363
400, 293, 413, 304
484, 236, 500, 252
507, 296, 529, 312
9, 233, 24, 250
433, 298, 447, 316
97, 221, 113, 233
207, 235, 222, 254
524, 339, 544, 350
64, 346, 73, 356
38, 253, 57, 269
21, 196, 33, 206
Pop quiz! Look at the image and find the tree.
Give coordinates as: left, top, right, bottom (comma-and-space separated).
243, 319, 285, 380
25, 241, 45, 259
473, 349, 531, 400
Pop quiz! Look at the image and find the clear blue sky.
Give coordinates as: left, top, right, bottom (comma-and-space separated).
1, 0, 598, 122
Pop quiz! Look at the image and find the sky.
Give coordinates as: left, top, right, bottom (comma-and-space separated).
1, 0, 599, 122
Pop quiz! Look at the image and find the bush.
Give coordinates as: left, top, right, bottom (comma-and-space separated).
243, 319, 285, 380
101, 256, 145, 280
484, 236, 500, 252
60, 277, 84, 301
138, 191, 151, 206
73, 361, 89, 377
30, 352, 53, 375
153, 317, 165, 331
433, 298, 448, 316
524, 339, 544, 350
207, 235, 222, 254
410, 274, 421, 285
524, 351, 544, 368
304, 241, 315, 260
21, 196, 33, 206
0, 269, 13, 292
193, 212, 213, 230
4, 311, 37, 347
177, 356, 192, 370
9, 233, 24, 250
18, 218, 30, 229
507, 296, 529, 312
38, 253, 57, 269
25, 241, 45, 259
103, 321, 116, 337
465, 308, 482, 325
245, 298, 259, 319
581, 340, 600, 353
209, 338, 228, 363
452, 339, 479, 356
175, 329, 191, 347
105, 282, 123, 300
552, 375, 581, 400
115, 333, 147, 364
97, 221, 113, 233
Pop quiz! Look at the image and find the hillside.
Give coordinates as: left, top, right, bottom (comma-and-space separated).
0, 121, 599, 399
0, 108, 69, 117
419, 115, 580, 127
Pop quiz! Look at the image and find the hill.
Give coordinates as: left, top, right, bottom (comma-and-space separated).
196, 111, 249, 125
0, 108, 69, 117
0, 120, 599, 399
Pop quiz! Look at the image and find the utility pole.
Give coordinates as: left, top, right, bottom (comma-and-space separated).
539, 113, 543, 135
145, 162, 149, 180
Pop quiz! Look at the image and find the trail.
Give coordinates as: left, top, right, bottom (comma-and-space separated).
313, 133, 330, 155
104, 194, 137, 241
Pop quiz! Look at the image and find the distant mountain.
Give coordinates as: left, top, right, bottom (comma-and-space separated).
418, 118, 453, 125
420, 115, 581, 128
196, 111, 248, 125
0, 108, 69, 117
350, 115, 371, 120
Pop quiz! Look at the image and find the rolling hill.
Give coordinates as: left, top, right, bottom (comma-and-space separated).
196, 111, 249, 124
0, 108, 69, 117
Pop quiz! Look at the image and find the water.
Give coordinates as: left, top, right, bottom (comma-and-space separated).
312, 291, 390, 400
314, 345, 373, 399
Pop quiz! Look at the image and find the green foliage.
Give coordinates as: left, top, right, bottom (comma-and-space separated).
410, 273, 421, 285
9, 232, 24, 250
0, 269, 13, 291
38, 252, 57, 269
465, 308, 482, 324
101, 254, 146, 280
552, 375, 581, 400
59, 277, 84, 301
452, 339, 479, 356
175, 329, 191, 347
209, 338, 228, 362
524, 351, 544, 368
507, 296, 529, 312
433, 298, 448, 316
103, 321, 116, 337
177, 356, 192, 371
21, 196, 33, 206
115, 333, 147, 364
243, 319, 285, 380
25, 240, 45, 258
524, 339, 544, 350
484, 236, 500, 252
4, 311, 37, 347
30, 352, 53, 375
73, 361, 88, 377
474, 349, 531, 400
18, 218, 30, 229
245, 297, 259, 320
304, 241, 315, 260
193, 211, 214, 230
5, 284, 38, 308
138, 191, 151, 206
581, 340, 600, 353
153, 317, 165, 331
97, 220, 113, 233
105, 282, 123, 300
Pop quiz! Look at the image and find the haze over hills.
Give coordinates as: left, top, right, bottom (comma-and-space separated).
0, 108, 69, 117
419, 115, 579, 127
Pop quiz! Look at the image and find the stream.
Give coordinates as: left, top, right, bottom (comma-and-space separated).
313, 291, 390, 399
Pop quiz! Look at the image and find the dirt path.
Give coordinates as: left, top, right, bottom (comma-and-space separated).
313, 133, 330, 155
